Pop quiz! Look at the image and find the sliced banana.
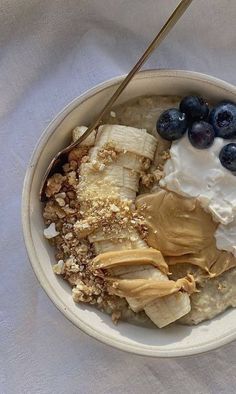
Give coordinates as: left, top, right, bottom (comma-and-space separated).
79, 163, 139, 192
144, 292, 191, 328
117, 187, 137, 201
94, 238, 147, 255
108, 263, 191, 325
117, 266, 169, 313
89, 229, 141, 243
109, 264, 153, 277
96, 125, 157, 159
89, 147, 144, 172
76, 123, 191, 327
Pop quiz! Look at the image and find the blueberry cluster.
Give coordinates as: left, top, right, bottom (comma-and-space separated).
156, 96, 236, 172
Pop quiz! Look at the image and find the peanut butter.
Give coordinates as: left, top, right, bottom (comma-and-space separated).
136, 190, 236, 276
93, 248, 196, 305
92, 248, 169, 275
107, 275, 196, 308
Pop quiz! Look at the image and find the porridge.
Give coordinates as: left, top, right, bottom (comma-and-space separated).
42, 95, 236, 327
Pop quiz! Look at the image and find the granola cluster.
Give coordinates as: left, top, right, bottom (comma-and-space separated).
152, 149, 170, 183
96, 142, 120, 165
43, 144, 147, 322
74, 196, 147, 242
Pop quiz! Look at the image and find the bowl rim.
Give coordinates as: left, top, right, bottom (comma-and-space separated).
22, 69, 236, 357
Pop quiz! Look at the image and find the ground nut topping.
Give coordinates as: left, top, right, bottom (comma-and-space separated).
45, 173, 66, 198
97, 142, 120, 165
43, 153, 145, 315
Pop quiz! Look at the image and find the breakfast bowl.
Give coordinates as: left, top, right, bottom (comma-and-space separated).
22, 69, 236, 357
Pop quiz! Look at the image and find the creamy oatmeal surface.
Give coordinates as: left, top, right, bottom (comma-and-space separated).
43, 95, 236, 328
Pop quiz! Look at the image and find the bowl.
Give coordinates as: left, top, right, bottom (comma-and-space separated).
22, 69, 236, 357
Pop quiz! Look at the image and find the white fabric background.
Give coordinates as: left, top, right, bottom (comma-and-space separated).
1, 0, 236, 393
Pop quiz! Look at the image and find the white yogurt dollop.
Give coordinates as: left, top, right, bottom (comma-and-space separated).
215, 220, 236, 257
160, 135, 236, 255
160, 136, 236, 225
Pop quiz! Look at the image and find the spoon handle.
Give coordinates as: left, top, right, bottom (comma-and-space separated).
66, 0, 193, 152
40, 0, 193, 201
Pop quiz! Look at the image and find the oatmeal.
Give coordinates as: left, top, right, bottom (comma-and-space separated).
43, 95, 236, 328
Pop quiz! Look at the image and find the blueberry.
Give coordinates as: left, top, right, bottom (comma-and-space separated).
219, 143, 236, 171
180, 96, 209, 121
209, 102, 236, 139
188, 121, 215, 149
156, 108, 187, 141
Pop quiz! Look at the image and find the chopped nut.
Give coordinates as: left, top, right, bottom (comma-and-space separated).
55, 192, 66, 199
69, 160, 78, 170
161, 150, 170, 160
46, 173, 65, 197
62, 163, 70, 173
140, 172, 155, 188
154, 169, 164, 182
64, 232, 73, 240
81, 155, 89, 163
44, 223, 59, 239
110, 111, 116, 118
43, 128, 153, 321
67, 191, 76, 199
56, 197, 66, 207
110, 204, 120, 213
67, 171, 77, 187
141, 157, 151, 170
53, 260, 65, 274
68, 146, 89, 162
96, 142, 119, 166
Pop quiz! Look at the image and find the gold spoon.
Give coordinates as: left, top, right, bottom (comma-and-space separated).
40, 0, 193, 201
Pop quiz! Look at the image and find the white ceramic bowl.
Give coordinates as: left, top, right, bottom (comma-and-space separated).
22, 70, 236, 357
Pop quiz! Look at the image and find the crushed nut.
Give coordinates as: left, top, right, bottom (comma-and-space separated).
154, 169, 164, 182
43, 127, 152, 318
53, 260, 65, 275
140, 172, 155, 188
44, 223, 59, 239
46, 174, 65, 197
110, 111, 116, 118
110, 204, 120, 213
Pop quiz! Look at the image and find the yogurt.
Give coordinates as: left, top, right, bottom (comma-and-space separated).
160, 135, 236, 255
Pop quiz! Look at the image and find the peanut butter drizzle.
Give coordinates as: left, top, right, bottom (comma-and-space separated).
136, 190, 236, 277
92, 248, 196, 301
92, 248, 169, 275
107, 275, 196, 307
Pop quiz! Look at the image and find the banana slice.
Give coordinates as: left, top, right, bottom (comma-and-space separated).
109, 264, 153, 277
76, 123, 192, 327
94, 238, 147, 255
109, 264, 192, 323
118, 266, 169, 313
89, 147, 144, 172
79, 163, 139, 192
96, 125, 157, 159
107, 262, 182, 320
93, 246, 193, 326
117, 187, 137, 201
89, 229, 141, 243
144, 292, 191, 328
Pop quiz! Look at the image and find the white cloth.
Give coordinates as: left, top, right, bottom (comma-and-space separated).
1, 0, 236, 393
